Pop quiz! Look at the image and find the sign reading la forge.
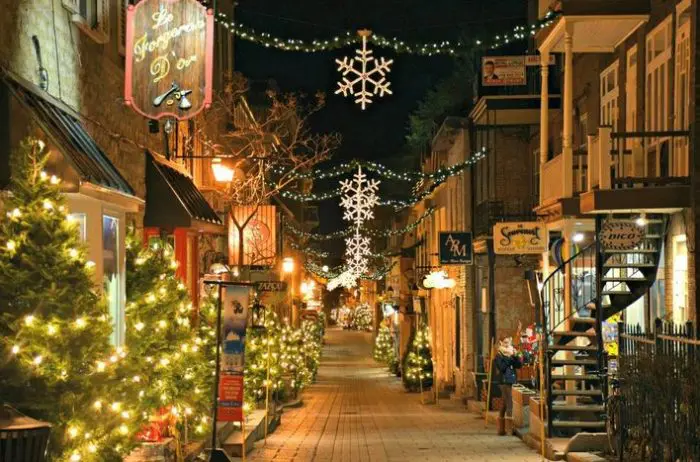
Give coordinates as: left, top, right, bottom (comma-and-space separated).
125, 0, 214, 120
493, 222, 548, 254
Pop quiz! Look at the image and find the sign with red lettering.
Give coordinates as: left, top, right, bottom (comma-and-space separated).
125, 0, 214, 120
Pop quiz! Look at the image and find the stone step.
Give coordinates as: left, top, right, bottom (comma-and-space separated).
552, 389, 603, 397
552, 331, 597, 338
552, 420, 606, 429
552, 359, 598, 367
604, 263, 656, 268
550, 344, 598, 352
551, 404, 605, 412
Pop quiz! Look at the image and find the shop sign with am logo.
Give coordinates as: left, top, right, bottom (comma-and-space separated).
439, 232, 472, 264
599, 221, 643, 251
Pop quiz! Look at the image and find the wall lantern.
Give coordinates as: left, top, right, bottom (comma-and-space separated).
251, 298, 266, 330
282, 257, 294, 274
423, 270, 456, 289
211, 158, 234, 182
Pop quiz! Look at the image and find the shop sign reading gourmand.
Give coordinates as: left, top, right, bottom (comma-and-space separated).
125, 0, 214, 120
493, 222, 548, 254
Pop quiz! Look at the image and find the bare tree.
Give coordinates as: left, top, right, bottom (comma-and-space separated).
198, 72, 341, 267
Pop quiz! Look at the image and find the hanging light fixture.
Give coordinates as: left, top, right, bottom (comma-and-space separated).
282, 257, 294, 274
423, 270, 456, 289
211, 158, 234, 182
251, 298, 266, 329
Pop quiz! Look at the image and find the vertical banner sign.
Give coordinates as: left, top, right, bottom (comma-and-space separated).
125, 0, 214, 120
218, 284, 251, 422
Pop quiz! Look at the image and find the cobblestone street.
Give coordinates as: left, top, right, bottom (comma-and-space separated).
249, 328, 542, 462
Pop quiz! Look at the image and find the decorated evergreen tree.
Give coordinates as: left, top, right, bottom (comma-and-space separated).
123, 232, 214, 444
402, 323, 433, 392
373, 325, 396, 367
351, 304, 373, 331
0, 138, 135, 461
279, 322, 313, 397
301, 318, 323, 379
243, 307, 284, 410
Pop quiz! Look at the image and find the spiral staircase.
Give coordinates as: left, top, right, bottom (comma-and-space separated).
540, 216, 666, 436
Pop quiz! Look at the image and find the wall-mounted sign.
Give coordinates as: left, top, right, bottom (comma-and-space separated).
255, 281, 288, 292
525, 55, 556, 66
125, 0, 214, 120
494, 222, 548, 254
218, 284, 251, 422
599, 221, 643, 251
229, 205, 278, 266
481, 56, 526, 86
439, 232, 473, 264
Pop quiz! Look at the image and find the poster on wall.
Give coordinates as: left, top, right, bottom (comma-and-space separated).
217, 284, 251, 422
481, 56, 526, 86
493, 222, 548, 254
125, 0, 214, 120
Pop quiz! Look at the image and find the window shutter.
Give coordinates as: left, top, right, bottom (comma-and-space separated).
96, 0, 110, 40
118, 0, 127, 55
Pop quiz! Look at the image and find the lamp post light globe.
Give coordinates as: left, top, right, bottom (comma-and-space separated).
211, 158, 234, 183
282, 257, 294, 274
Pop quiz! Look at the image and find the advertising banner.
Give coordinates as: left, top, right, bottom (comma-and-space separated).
493, 222, 548, 254
125, 0, 214, 120
481, 56, 526, 86
217, 284, 251, 422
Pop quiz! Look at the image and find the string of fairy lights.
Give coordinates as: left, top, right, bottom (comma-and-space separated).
214, 10, 559, 55
279, 148, 486, 208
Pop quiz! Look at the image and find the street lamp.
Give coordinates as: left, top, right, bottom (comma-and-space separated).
322, 265, 329, 272
386, 286, 395, 299
282, 257, 294, 274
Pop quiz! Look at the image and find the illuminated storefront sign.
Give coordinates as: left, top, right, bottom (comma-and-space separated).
493, 222, 548, 255
125, 0, 214, 120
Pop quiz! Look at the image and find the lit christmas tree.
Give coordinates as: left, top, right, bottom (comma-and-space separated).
301, 319, 323, 379
351, 304, 373, 331
278, 322, 313, 397
243, 308, 284, 409
373, 325, 396, 368
123, 232, 214, 444
0, 138, 135, 461
402, 323, 433, 392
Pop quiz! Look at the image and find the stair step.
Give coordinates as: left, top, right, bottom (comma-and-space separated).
572, 317, 596, 324
552, 331, 596, 338
604, 249, 657, 254
605, 263, 656, 268
550, 344, 598, 352
551, 374, 600, 381
552, 404, 605, 412
601, 290, 631, 295
552, 420, 606, 429
552, 389, 603, 396
602, 277, 646, 282
552, 359, 598, 366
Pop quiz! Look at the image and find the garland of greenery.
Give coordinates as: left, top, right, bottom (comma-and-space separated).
214, 11, 559, 55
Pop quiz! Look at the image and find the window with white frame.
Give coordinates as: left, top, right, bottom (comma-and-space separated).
674, 6, 691, 176
645, 16, 673, 134
626, 45, 638, 133
63, 0, 110, 44
600, 62, 619, 130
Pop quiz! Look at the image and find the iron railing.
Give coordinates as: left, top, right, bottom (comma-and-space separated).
474, 199, 537, 237
617, 319, 700, 460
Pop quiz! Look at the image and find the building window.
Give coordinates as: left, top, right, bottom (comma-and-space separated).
68, 213, 87, 242
103, 215, 123, 345
626, 46, 638, 133
645, 16, 672, 134
454, 296, 461, 368
63, 0, 110, 44
673, 11, 691, 176
600, 62, 619, 130
672, 235, 688, 324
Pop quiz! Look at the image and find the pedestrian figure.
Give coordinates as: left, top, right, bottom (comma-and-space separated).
494, 337, 522, 435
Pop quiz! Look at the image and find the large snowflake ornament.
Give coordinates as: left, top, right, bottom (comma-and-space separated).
345, 231, 371, 276
335, 30, 393, 110
327, 270, 359, 291
340, 166, 380, 228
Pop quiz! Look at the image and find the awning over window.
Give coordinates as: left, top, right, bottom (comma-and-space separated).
144, 152, 224, 233
4, 77, 136, 196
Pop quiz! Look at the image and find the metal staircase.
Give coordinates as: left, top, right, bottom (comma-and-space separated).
540, 216, 666, 436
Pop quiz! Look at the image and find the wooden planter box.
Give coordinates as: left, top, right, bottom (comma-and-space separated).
512, 386, 536, 428
125, 438, 176, 462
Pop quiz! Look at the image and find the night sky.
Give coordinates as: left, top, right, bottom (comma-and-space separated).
233, 0, 527, 260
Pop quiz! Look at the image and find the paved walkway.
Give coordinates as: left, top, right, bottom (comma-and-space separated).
249, 328, 542, 462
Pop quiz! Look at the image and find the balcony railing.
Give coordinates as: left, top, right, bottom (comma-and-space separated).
587, 127, 690, 192
474, 199, 537, 236
539, 150, 586, 205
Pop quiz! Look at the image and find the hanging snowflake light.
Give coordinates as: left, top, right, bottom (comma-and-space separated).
335, 30, 393, 110
345, 231, 371, 276
340, 165, 380, 228
327, 270, 359, 291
